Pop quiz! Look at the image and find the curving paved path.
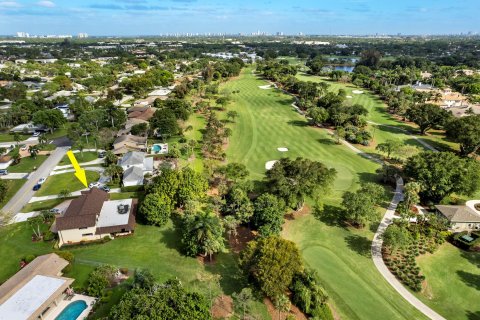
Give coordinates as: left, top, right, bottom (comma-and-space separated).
371, 177, 446, 320
284, 87, 445, 319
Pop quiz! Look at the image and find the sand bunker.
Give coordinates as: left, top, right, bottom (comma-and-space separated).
352, 90, 364, 94
265, 160, 278, 170
277, 147, 289, 152
346, 95, 353, 99
258, 85, 272, 90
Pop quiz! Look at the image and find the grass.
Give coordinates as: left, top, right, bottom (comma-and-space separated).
20, 198, 73, 213
109, 191, 144, 200
34, 171, 100, 196
0, 220, 270, 317
178, 113, 207, 172
295, 73, 458, 154
58, 151, 99, 166
415, 243, 480, 320
0, 133, 29, 143
7, 155, 48, 173
0, 179, 27, 208
222, 68, 427, 319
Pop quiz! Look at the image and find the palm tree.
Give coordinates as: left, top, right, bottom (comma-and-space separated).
28, 145, 39, 159
223, 215, 239, 243
105, 164, 123, 183
38, 134, 48, 145
188, 211, 225, 261
13, 133, 21, 146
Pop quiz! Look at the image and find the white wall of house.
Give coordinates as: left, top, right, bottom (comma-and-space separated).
58, 226, 101, 247
451, 222, 480, 232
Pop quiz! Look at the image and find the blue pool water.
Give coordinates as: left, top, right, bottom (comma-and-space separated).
152, 144, 161, 152
55, 300, 87, 320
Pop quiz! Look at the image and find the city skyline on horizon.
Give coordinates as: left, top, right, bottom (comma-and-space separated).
0, 0, 479, 36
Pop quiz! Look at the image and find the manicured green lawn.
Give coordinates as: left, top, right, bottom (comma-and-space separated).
222, 68, 427, 319
35, 171, 100, 196
8, 155, 48, 173
0, 179, 27, 208
416, 243, 480, 320
0, 133, 29, 143
295, 73, 458, 154
58, 151, 99, 166
21, 198, 73, 213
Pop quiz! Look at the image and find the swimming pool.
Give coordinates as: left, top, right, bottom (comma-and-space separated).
55, 300, 87, 320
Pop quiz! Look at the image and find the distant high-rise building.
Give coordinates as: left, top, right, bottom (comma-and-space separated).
16, 32, 29, 38
77, 33, 89, 38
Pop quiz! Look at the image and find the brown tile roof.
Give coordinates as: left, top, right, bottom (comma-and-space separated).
56, 188, 109, 231
96, 199, 137, 234
435, 205, 480, 223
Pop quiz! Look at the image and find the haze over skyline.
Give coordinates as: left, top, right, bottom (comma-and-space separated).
0, 0, 478, 36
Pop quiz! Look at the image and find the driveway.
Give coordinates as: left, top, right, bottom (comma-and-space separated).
1, 146, 70, 217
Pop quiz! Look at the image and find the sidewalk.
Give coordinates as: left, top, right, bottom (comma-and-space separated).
29, 188, 122, 203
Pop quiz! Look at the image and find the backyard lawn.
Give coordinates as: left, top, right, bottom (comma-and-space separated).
34, 171, 100, 196
0, 179, 26, 208
20, 198, 72, 213
7, 155, 48, 173
416, 243, 480, 320
0, 221, 269, 319
222, 68, 427, 319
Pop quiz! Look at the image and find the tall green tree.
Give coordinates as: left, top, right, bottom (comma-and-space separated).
140, 193, 173, 226
445, 115, 480, 156
406, 104, 451, 134
266, 157, 337, 210
404, 151, 480, 202
240, 236, 303, 299
253, 193, 286, 236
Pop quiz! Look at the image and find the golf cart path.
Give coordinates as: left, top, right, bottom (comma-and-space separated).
276, 77, 444, 319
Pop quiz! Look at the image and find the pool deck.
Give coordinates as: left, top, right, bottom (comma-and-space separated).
44, 294, 96, 320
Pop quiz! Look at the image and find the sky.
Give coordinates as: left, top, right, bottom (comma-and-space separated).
0, 0, 478, 36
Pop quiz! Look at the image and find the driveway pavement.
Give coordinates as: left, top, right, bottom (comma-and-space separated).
1, 146, 70, 217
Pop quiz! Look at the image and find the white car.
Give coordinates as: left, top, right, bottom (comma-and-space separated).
89, 182, 101, 188
20, 145, 27, 151
37, 177, 46, 184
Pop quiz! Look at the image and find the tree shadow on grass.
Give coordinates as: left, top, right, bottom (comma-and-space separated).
466, 310, 480, 320
287, 120, 309, 127
460, 251, 480, 269
317, 138, 336, 146
312, 204, 346, 229
204, 253, 246, 296
158, 223, 183, 253
345, 234, 372, 258
369, 221, 380, 233
457, 271, 480, 291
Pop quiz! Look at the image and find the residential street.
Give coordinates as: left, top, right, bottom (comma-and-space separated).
1, 146, 69, 217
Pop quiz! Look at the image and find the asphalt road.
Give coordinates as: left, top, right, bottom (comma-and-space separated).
1, 146, 70, 217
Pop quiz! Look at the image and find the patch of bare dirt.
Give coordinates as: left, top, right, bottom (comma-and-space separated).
197, 254, 217, 266
212, 295, 234, 319
229, 226, 256, 254
264, 297, 307, 320
284, 204, 311, 221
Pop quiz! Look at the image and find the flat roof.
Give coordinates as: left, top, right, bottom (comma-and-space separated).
97, 199, 133, 228
0, 275, 66, 320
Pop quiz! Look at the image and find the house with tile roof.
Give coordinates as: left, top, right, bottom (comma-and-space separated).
435, 200, 480, 232
53, 188, 136, 247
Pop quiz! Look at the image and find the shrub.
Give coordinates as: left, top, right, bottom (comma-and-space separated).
25, 254, 36, 263
55, 251, 74, 263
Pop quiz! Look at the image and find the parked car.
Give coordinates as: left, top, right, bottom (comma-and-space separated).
100, 185, 110, 192
37, 177, 46, 185
0, 169, 8, 175
20, 145, 27, 151
98, 151, 106, 158
49, 208, 61, 214
32, 132, 41, 137
89, 182, 101, 189
33, 184, 41, 191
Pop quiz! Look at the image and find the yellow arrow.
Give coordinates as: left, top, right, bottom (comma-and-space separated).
66, 150, 88, 188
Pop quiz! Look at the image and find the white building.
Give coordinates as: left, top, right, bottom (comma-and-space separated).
118, 151, 154, 187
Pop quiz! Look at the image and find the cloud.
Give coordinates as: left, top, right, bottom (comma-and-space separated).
37, 0, 55, 8
0, 1, 22, 8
